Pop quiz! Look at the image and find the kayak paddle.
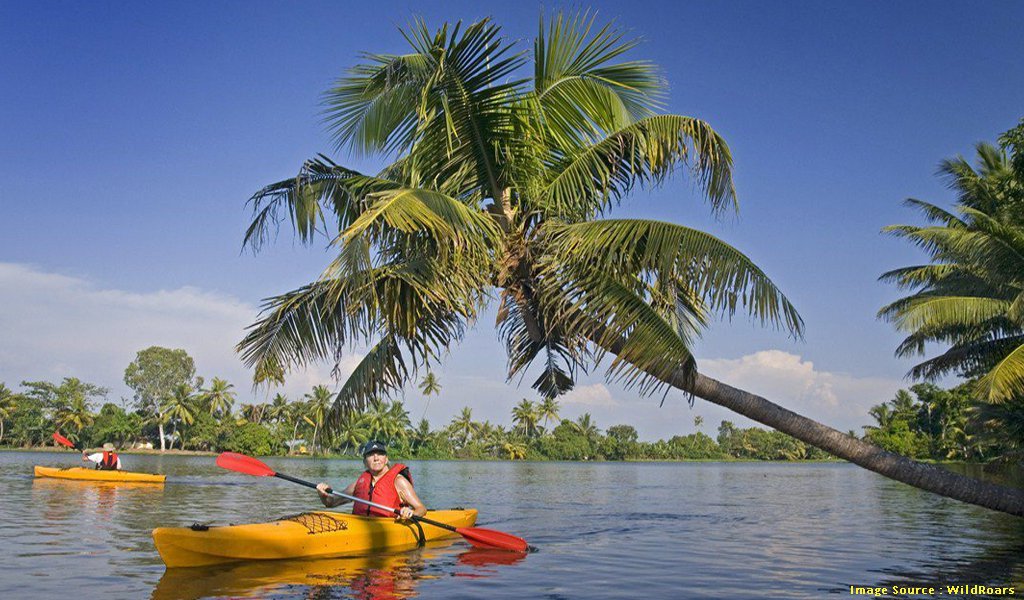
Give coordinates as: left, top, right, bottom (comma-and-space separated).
53, 432, 77, 450
216, 451, 530, 553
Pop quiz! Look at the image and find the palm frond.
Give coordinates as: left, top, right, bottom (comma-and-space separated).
538, 268, 697, 394
243, 156, 411, 252
533, 10, 662, 145
543, 219, 803, 335
541, 115, 735, 221
339, 187, 501, 256
976, 343, 1024, 402
330, 336, 410, 415
322, 51, 433, 156
882, 296, 1010, 332
900, 198, 967, 227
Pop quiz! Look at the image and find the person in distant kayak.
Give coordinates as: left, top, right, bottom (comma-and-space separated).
82, 448, 121, 470
316, 440, 427, 522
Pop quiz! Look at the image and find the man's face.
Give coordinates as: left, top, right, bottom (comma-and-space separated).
363, 451, 388, 470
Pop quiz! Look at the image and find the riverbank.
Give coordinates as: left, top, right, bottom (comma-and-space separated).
0, 446, 216, 456
0, 446, 879, 463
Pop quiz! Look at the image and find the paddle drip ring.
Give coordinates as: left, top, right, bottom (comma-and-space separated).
281, 512, 349, 535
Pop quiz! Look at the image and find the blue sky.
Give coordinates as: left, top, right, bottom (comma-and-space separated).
2, 1, 1022, 440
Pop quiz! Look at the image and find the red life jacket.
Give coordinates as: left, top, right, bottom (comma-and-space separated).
98, 450, 119, 470
352, 463, 412, 517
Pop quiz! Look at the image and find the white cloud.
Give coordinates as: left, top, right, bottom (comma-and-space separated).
0, 262, 343, 405
561, 383, 618, 407
698, 349, 902, 433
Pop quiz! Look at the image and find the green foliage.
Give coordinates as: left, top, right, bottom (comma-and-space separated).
864, 419, 930, 459
603, 424, 640, 459
534, 420, 594, 460
21, 378, 107, 440
124, 347, 197, 409
0, 383, 19, 445
667, 432, 724, 459
716, 420, 812, 460
222, 422, 277, 456
7, 394, 49, 447
181, 411, 224, 451
87, 403, 145, 448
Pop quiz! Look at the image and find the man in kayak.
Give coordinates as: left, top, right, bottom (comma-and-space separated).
82, 448, 121, 470
316, 440, 427, 522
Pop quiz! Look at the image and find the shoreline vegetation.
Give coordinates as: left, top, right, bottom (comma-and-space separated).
0, 444, 988, 466
0, 350, 1018, 466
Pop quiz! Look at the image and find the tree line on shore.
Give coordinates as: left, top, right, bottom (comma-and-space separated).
0, 344, 1015, 462
863, 382, 1023, 463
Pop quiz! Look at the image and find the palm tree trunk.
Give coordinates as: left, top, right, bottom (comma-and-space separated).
584, 322, 1024, 516
158, 420, 166, 451
681, 371, 1024, 517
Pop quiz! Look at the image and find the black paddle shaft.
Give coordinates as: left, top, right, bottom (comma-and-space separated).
272, 472, 458, 533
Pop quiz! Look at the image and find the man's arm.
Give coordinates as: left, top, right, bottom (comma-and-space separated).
316, 481, 356, 508
394, 475, 427, 519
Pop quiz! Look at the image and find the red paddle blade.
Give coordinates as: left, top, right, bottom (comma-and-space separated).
216, 452, 277, 477
52, 432, 75, 449
456, 526, 529, 553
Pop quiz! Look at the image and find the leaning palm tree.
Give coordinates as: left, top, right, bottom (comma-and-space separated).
238, 14, 1024, 514
52, 378, 103, 438
503, 440, 528, 460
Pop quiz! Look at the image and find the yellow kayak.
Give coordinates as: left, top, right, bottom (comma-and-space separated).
153, 508, 478, 568
33, 465, 166, 484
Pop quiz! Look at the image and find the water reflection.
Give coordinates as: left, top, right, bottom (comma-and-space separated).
151, 541, 528, 600
2, 452, 1022, 599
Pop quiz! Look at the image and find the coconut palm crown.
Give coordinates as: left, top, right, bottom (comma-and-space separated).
239, 14, 1024, 516
240, 13, 800, 409
880, 141, 1024, 402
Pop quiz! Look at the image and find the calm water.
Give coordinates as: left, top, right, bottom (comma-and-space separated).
1, 452, 1022, 599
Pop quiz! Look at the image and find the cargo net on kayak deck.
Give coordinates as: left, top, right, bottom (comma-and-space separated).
280, 512, 349, 535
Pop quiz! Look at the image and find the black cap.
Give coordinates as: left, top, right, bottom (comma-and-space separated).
360, 440, 387, 457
